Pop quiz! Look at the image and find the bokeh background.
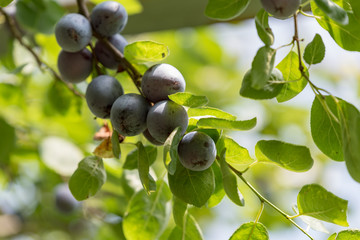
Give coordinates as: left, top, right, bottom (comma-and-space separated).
0, 0, 360, 239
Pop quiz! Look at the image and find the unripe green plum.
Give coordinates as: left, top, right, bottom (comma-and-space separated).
141, 64, 186, 103
260, 0, 300, 19
55, 13, 92, 52
85, 75, 124, 118
146, 100, 188, 143
178, 131, 216, 171
94, 34, 128, 69
57, 49, 93, 83
90, 1, 128, 37
110, 94, 150, 136
55, 183, 80, 214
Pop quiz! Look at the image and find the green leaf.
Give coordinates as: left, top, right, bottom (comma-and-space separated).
338, 99, 360, 183
123, 145, 157, 170
169, 92, 208, 108
240, 68, 284, 100
255, 9, 274, 46
197, 117, 257, 131
205, 0, 250, 20
207, 162, 225, 208
349, 0, 360, 19
46, 81, 74, 115
16, 0, 65, 34
311, 0, 360, 51
124, 41, 169, 63
0, 0, 13, 7
163, 127, 183, 175
216, 136, 254, 171
311, 96, 343, 161
314, 0, 349, 24
136, 142, 156, 194
111, 130, 121, 159
219, 150, 244, 206
168, 214, 203, 240
168, 161, 215, 207
276, 51, 308, 102
230, 222, 269, 240
69, 156, 106, 201
329, 230, 360, 240
303, 34, 326, 65
0, 117, 16, 164
188, 107, 236, 120
173, 196, 187, 227
297, 184, 348, 226
123, 180, 171, 240
255, 140, 314, 172
250, 46, 276, 89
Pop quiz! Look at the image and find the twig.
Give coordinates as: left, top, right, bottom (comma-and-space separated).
0, 7, 84, 97
228, 164, 315, 240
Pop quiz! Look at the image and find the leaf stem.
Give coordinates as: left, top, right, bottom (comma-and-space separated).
0, 7, 84, 97
228, 164, 314, 240
254, 201, 264, 224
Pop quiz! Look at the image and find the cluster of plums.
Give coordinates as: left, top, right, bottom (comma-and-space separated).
54, 1, 216, 171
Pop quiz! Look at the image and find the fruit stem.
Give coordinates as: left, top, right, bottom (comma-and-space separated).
0, 7, 84, 98
228, 164, 314, 240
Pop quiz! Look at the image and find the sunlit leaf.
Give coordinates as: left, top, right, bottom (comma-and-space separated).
172, 196, 187, 227
205, 0, 250, 20
168, 214, 203, 240
123, 145, 157, 170
188, 107, 236, 120
255, 9, 274, 46
124, 41, 169, 63
197, 117, 256, 131
69, 156, 106, 201
169, 92, 208, 108
250, 46, 276, 89
255, 140, 314, 172
298, 184, 348, 226
314, 0, 348, 24
230, 222, 269, 240
207, 161, 225, 207
329, 230, 360, 240
304, 34, 326, 65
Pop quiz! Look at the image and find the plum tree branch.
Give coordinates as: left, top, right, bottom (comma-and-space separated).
0, 7, 84, 98
228, 164, 314, 240
76, 0, 144, 96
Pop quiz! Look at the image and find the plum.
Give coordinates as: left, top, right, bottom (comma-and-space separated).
57, 49, 93, 83
94, 34, 128, 69
146, 100, 188, 143
178, 131, 216, 171
110, 94, 150, 136
55, 183, 80, 214
85, 75, 124, 118
260, 0, 300, 19
141, 64, 186, 103
55, 13, 92, 52
143, 129, 163, 146
90, 1, 128, 37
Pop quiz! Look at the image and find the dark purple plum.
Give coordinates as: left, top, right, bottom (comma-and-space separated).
85, 75, 124, 118
178, 131, 216, 171
260, 0, 300, 19
94, 34, 128, 69
57, 49, 93, 83
55, 13, 92, 52
110, 94, 150, 136
143, 129, 163, 146
146, 100, 188, 143
55, 183, 80, 214
141, 64, 186, 103
90, 1, 128, 37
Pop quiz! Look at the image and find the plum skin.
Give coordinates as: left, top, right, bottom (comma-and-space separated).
55, 13, 92, 52
178, 131, 216, 171
141, 64, 186, 103
85, 75, 124, 119
143, 129, 163, 146
110, 94, 151, 136
146, 100, 188, 143
260, 0, 301, 19
94, 34, 128, 69
90, 1, 128, 37
57, 49, 93, 83
55, 183, 80, 214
